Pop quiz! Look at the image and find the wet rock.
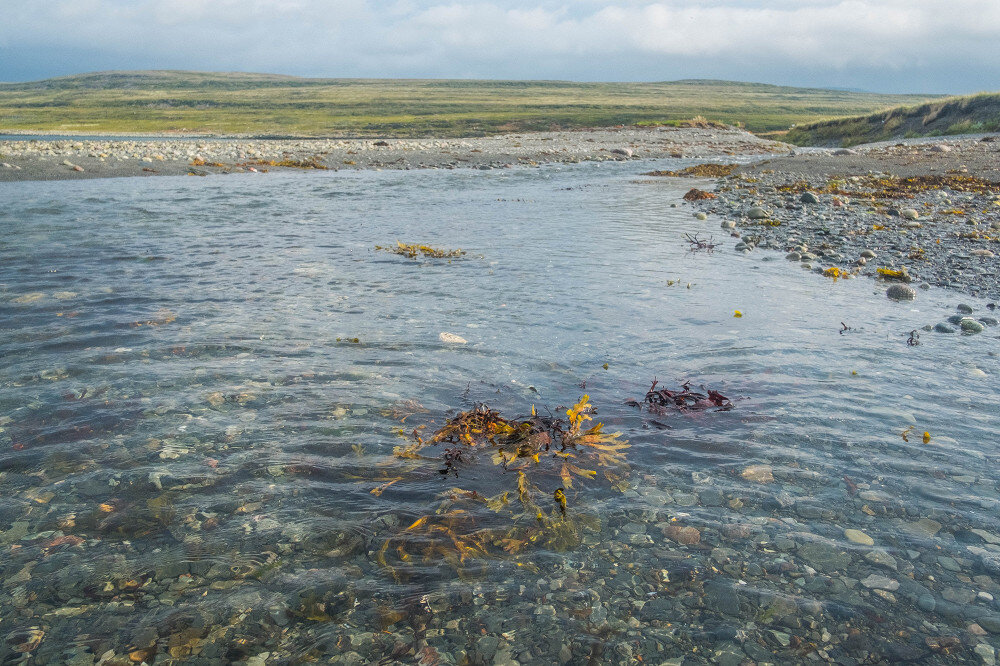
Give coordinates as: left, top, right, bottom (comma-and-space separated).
905, 518, 942, 537
886, 641, 929, 662
970, 529, 1000, 545
439, 332, 468, 344
886, 284, 916, 301
974, 643, 996, 666
958, 303, 975, 314
711, 642, 746, 666
961, 318, 986, 334
798, 542, 852, 573
785, 251, 801, 261
979, 615, 1000, 634
800, 192, 820, 204
942, 586, 976, 604
918, 594, 937, 612
662, 525, 701, 545
901, 208, 919, 220
704, 580, 740, 616
844, 529, 874, 546
862, 574, 899, 591
475, 635, 499, 662
864, 549, 897, 571
741, 464, 773, 483
935, 323, 956, 333
700, 488, 724, 506
747, 207, 769, 220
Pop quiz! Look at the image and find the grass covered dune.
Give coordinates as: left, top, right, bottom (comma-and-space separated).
0, 70, 938, 138
786, 93, 1000, 147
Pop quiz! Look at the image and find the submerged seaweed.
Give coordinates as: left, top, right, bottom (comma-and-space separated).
378, 397, 628, 579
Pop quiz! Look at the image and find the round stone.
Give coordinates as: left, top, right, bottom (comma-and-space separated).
800, 192, 820, 204
886, 284, 916, 301
960, 318, 985, 334
747, 207, 769, 219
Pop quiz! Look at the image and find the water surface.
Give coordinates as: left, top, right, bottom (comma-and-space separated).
1, 164, 999, 664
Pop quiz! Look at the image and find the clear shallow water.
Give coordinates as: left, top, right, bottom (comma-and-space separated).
1, 164, 999, 664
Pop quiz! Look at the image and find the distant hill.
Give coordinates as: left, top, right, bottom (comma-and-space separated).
0, 70, 943, 138
785, 93, 1000, 147
0, 70, 313, 91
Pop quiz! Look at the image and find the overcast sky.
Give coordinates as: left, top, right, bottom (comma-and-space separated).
1, 0, 998, 93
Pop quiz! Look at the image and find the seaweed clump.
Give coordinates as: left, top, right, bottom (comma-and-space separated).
377, 397, 628, 579
247, 158, 329, 170
644, 163, 740, 178
683, 188, 717, 201
376, 241, 465, 260
628, 379, 734, 416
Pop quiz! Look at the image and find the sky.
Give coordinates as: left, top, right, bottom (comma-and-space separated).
1, 0, 998, 94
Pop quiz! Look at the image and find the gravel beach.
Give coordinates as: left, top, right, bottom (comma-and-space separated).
679, 134, 1000, 316
0, 127, 786, 182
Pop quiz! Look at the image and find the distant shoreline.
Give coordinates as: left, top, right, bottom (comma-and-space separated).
0, 127, 789, 183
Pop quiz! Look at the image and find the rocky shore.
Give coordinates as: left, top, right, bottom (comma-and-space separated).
681, 134, 1000, 317
0, 127, 786, 182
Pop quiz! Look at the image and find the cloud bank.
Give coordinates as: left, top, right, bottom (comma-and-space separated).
1, 0, 998, 92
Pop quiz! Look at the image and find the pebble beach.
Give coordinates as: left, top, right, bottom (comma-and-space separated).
679, 134, 1000, 315
0, 127, 786, 182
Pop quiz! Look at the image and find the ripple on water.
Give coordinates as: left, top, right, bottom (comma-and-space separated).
1, 165, 999, 663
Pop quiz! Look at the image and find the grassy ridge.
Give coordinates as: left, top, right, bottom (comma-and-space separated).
0, 70, 939, 138
785, 92, 1000, 147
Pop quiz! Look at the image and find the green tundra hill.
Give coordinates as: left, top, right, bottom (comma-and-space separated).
785, 92, 1000, 147
0, 70, 942, 138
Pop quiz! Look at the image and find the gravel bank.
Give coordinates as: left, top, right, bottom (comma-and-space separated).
681, 134, 1000, 313
0, 127, 787, 182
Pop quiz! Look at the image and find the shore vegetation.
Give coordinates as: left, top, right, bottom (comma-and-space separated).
0, 70, 937, 138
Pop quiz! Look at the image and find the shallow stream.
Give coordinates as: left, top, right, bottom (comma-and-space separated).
1, 163, 999, 664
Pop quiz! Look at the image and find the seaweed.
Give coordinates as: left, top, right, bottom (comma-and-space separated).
684, 233, 719, 252
376, 241, 466, 260
376, 397, 627, 579
628, 379, 735, 416
244, 158, 328, 170
683, 188, 717, 201
644, 163, 740, 178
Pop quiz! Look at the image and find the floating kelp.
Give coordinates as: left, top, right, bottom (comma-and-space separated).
644, 163, 739, 178
378, 397, 628, 579
376, 241, 466, 260
628, 379, 734, 415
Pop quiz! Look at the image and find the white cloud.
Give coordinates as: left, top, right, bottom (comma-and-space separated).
2, 0, 998, 92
